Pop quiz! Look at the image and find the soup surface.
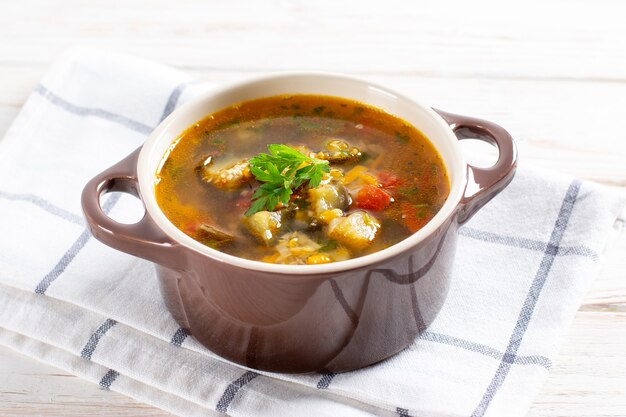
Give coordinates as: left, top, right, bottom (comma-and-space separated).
155, 94, 449, 265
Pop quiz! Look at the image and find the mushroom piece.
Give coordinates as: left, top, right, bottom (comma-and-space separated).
314, 139, 362, 164
196, 223, 234, 247
197, 155, 253, 190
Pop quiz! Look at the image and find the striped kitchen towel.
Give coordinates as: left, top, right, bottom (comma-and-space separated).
0, 48, 624, 417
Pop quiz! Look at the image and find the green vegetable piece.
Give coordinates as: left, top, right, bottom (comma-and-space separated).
308, 183, 349, 218
327, 211, 381, 249
243, 211, 283, 245
197, 223, 234, 247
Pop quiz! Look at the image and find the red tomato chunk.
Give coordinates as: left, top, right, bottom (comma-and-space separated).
377, 171, 402, 189
355, 185, 392, 211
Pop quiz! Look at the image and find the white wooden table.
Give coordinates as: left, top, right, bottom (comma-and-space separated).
1, 1, 625, 415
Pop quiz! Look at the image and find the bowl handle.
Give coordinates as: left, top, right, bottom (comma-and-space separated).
81, 147, 185, 270
433, 109, 518, 224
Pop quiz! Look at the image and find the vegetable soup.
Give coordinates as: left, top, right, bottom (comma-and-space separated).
155, 95, 450, 265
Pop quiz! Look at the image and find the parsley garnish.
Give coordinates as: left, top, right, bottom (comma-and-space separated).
245, 144, 330, 216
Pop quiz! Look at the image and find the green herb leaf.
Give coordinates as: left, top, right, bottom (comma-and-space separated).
245, 197, 270, 217
399, 187, 418, 195
313, 106, 325, 115
246, 144, 330, 216
319, 239, 338, 252
395, 132, 410, 143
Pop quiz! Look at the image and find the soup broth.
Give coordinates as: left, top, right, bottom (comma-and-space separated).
155, 94, 450, 264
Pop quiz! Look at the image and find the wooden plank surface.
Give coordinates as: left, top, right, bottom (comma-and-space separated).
0, 1, 625, 416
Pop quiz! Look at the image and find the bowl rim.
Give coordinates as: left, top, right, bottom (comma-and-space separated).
137, 71, 467, 275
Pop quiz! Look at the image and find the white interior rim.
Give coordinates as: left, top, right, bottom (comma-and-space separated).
137, 72, 467, 275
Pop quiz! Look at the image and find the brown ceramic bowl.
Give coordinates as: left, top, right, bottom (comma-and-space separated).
82, 73, 517, 373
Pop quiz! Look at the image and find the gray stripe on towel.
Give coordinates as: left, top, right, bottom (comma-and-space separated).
34, 194, 121, 294
99, 369, 120, 390
396, 407, 413, 417
460, 226, 598, 261
216, 371, 260, 413
419, 331, 551, 369
557, 245, 598, 260
170, 327, 191, 347
316, 371, 336, 389
0, 190, 84, 225
81, 318, 118, 360
471, 180, 581, 417
159, 81, 192, 122
315, 329, 552, 390
34, 84, 153, 135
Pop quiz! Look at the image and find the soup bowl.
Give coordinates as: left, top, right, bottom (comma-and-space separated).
82, 73, 517, 373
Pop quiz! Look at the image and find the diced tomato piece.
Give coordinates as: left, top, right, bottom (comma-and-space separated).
400, 202, 431, 233
377, 171, 402, 189
354, 185, 392, 211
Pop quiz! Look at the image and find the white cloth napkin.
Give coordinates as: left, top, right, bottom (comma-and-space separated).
0, 48, 624, 417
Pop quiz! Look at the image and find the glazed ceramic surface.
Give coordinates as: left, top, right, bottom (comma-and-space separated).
82, 73, 517, 373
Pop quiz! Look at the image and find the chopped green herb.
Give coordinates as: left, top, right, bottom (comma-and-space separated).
212, 139, 224, 145
395, 132, 410, 143
170, 165, 185, 179
359, 151, 372, 163
360, 149, 379, 162
319, 239, 338, 252
399, 187, 418, 195
246, 120, 271, 133
353, 106, 364, 115
293, 197, 310, 210
215, 118, 240, 130
313, 106, 325, 115
297, 120, 321, 131
246, 144, 330, 216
